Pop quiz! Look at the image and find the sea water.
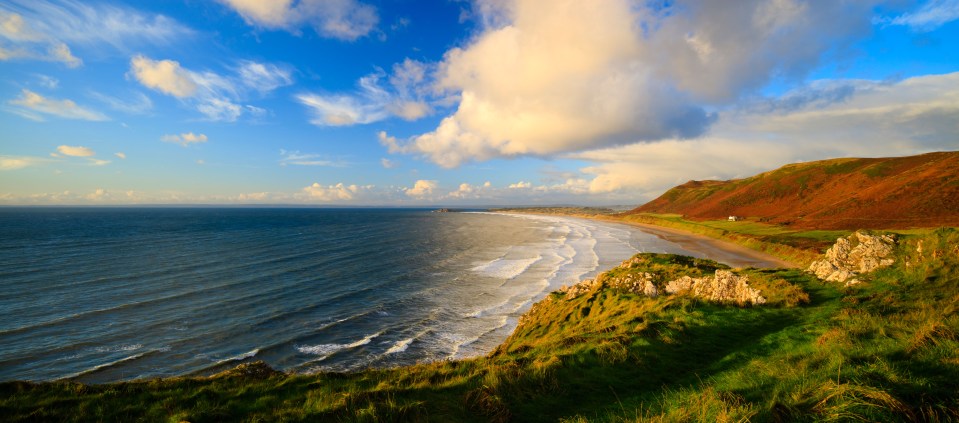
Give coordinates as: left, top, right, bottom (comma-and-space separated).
0, 208, 698, 383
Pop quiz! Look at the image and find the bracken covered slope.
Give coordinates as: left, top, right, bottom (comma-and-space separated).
629, 151, 959, 229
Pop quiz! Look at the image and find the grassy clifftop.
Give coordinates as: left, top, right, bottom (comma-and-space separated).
2, 229, 958, 422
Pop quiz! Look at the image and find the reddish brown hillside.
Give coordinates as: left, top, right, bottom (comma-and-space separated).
629, 151, 959, 230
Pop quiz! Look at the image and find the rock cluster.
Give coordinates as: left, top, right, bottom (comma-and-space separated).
558, 278, 599, 300
665, 270, 766, 306
558, 267, 764, 306
605, 271, 659, 298
808, 231, 897, 285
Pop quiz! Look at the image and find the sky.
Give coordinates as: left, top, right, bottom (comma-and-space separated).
1, 0, 957, 206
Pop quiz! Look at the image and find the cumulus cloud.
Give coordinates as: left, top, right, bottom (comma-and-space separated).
302, 182, 369, 201
404, 180, 437, 198
297, 59, 433, 126
130, 56, 197, 97
0, 0, 192, 66
383, 0, 880, 167
573, 72, 959, 200
7, 89, 107, 121
890, 0, 959, 31
56, 145, 94, 157
114, 152, 126, 159
161, 132, 208, 147
508, 181, 532, 189
218, 0, 378, 40
129, 55, 290, 121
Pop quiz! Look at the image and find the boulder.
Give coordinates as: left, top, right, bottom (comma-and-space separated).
665, 270, 766, 306
808, 231, 896, 285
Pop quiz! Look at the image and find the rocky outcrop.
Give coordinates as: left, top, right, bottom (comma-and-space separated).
605, 271, 659, 298
808, 231, 897, 285
559, 267, 764, 306
665, 270, 766, 306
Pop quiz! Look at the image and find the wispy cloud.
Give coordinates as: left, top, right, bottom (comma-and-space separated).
0, 0, 193, 67
130, 55, 292, 122
279, 150, 348, 167
90, 91, 153, 115
297, 60, 432, 126
0, 155, 49, 170
7, 89, 107, 121
217, 0, 378, 40
889, 0, 959, 31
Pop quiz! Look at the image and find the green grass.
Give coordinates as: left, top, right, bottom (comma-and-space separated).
2, 230, 958, 422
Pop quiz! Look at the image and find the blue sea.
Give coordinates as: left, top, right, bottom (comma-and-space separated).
0, 208, 699, 383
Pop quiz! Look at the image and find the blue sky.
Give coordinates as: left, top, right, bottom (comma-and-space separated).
1, 0, 957, 206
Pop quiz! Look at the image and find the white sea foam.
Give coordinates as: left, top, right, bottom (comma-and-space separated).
92, 344, 143, 353
60, 351, 152, 380
384, 337, 414, 354
215, 348, 259, 365
471, 256, 542, 280
296, 332, 380, 358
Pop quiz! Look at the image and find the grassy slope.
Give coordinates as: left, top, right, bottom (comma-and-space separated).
2, 229, 958, 422
630, 151, 959, 230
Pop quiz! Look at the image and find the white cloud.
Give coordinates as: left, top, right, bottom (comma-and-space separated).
130, 55, 287, 122
88, 158, 110, 166
385, 0, 880, 168
890, 0, 959, 31
130, 55, 197, 97
161, 132, 208, 147
218, 0, 378, 40
0, 1, 192, 66
404, 179, 437, 198
114, 152, 126, 159
91, 91, 153, 115
508, 181, 532, 189
573, 72, 959, 199
56, 145, 94, 157
7, 89, 107, 121
237, 61, 293, 93
297, 60, 434, 126
302, 182, 368, 201
380, 158, 398, 169
34, 74, 58, 89
0, 12, 80, 67
279, 150, 347, 167
0, 155, 47, 170
238, 192, 271, 201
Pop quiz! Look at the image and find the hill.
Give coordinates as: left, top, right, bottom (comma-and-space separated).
629, 151, 959, 230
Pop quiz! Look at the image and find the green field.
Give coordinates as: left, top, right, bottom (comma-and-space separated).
3, 229, 957, 422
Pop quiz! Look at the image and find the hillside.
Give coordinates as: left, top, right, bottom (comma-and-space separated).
630, 151, 959, 230
2, 229, 957, 422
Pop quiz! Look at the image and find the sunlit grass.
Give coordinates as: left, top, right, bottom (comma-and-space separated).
2, 229, 957, 422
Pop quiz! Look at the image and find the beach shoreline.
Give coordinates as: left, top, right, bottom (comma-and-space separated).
494, 211, 797, 269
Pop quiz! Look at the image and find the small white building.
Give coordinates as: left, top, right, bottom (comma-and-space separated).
728, 216, 741, 222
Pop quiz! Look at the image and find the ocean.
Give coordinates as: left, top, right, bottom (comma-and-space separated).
0, 208, 700, 383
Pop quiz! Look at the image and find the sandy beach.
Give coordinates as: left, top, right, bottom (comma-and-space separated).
501, 212, 797, 269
